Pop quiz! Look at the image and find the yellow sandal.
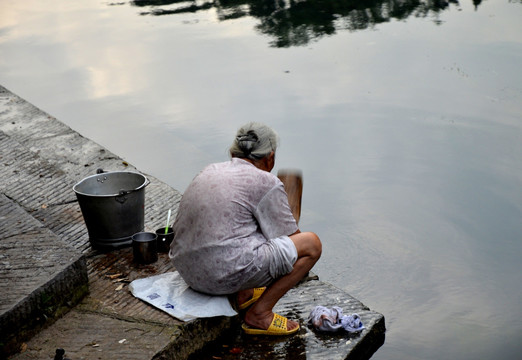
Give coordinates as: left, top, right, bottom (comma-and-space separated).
242, 313, 300, 336
238, 287, 266, 310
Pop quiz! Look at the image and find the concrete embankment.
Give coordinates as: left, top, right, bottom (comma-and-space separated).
0, 85, 385, 360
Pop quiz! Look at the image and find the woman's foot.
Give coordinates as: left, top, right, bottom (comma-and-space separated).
244, 308, 299, 332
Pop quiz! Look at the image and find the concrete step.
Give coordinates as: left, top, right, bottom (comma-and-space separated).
7, 248, 234, 360
0, 130, 89, 357
188, 276, 385, 360
0, 196, 88, 357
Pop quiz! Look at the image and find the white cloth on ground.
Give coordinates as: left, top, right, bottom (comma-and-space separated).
129, 271, 237, 322
308, 306, 364, 332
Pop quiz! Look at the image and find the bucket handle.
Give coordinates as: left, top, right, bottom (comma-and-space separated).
114, 178, 150, 203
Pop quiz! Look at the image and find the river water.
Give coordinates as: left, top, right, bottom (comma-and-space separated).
1, 1, 521, 359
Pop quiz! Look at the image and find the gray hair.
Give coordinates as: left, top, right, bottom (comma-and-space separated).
229, 122, 279, 160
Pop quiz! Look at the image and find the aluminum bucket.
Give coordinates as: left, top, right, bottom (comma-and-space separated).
73, 170, 150, 249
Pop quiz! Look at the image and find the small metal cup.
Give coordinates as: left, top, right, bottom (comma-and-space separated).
132, 232, 158, 264
155, 227, 174, 253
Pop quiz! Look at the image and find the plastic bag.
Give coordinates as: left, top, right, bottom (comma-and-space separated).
129, 271, 237, 321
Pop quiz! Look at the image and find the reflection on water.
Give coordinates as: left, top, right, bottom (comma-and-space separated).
132, 0, 214, 15
131, 0, 483, 47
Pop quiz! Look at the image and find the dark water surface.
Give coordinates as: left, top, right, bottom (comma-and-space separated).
1, 1, 521, 359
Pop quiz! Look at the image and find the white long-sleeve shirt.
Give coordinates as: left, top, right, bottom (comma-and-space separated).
169, 158, 298, 294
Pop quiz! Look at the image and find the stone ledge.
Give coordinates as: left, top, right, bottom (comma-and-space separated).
0, 197, 88, 358
187, 277, 385, 360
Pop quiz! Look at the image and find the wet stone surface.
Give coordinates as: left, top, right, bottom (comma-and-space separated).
189, 277, 385, 360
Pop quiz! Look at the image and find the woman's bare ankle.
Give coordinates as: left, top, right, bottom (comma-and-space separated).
237, 288, 254, 305
244, 309, 274, 330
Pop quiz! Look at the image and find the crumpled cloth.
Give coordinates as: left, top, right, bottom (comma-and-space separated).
308, 306, 364, 332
